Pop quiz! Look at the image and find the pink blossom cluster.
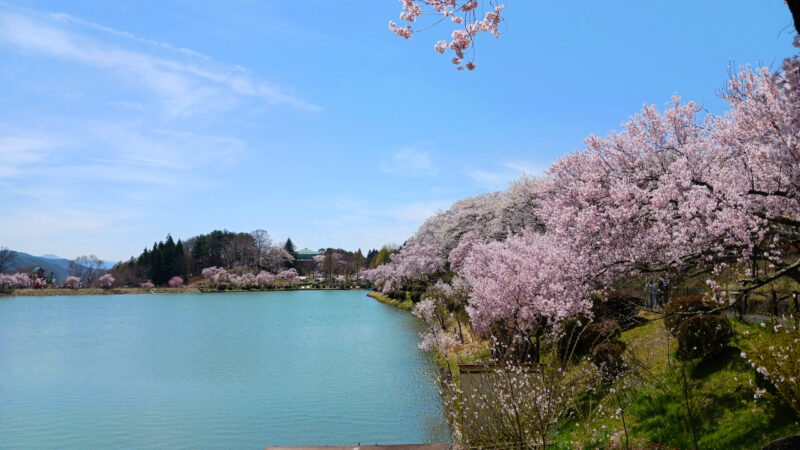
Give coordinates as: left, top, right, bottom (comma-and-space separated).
438, 46, 800, 340
202, 266, 294, 288
459, 231, 593, 334
224, 273, 252, 288
167, 276, 183, 287
418, 327, 458, 353
390, 0, 505, 70
0, 272, 33, 288
201, 266, 226, 278
406, 180, 543, 261
364, 244, 444, 293
536, 49, 800, 298
64, 276, 81, 289
33, 277, 47, 288
277, 268, 298, 280
255, 271, 275, 287
140, 280, 155, 288
98, 273, 115, 288
412, 297, 439, 324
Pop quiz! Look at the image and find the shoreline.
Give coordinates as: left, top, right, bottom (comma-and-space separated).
366, 290, 415, 311
1, 285, 368, 298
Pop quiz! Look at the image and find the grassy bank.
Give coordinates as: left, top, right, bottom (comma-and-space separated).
366, 290, 490, 375
550, 316, 800, 448
422, 308, 800, 448
1, 286, 201, 297
366, 290, 415, 311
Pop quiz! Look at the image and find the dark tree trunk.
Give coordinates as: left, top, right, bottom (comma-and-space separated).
789, 0, 800, 35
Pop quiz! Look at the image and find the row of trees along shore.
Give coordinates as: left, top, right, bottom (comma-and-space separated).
105, 230, 377, 288
1, 230, 381, 289
364, 4, 800, 446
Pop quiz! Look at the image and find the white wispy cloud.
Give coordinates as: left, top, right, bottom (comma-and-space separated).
0, 134, 63, 177
379, 147, 438, 177
0, 8, 322, 117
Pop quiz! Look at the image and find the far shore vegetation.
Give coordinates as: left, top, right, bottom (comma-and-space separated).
0, 230, 391, 296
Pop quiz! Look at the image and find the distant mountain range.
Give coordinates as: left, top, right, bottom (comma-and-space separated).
4, 251, 117, 282
5, 252, 73, 283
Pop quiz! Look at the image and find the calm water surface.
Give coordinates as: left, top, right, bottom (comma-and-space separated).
0, 290, 449, 448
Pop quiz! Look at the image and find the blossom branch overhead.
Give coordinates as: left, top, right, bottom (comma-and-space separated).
389, 0, 506, 70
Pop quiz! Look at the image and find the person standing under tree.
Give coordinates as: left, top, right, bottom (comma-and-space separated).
645, 280, 658, 309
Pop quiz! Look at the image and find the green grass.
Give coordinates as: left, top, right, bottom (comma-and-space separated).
552, 316, 800, 449
366, 290, 415, 311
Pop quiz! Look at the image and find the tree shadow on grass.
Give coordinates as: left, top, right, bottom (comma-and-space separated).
691, 346, 746, 379
630, 346, 800, 449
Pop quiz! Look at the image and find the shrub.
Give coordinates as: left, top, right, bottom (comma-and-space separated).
664, 295, 715, 335
590, 342, 627, 382
558, 318, 623, 361
675, 314, 734, 360
578, 319, 622, 355
594, 292, 641, 326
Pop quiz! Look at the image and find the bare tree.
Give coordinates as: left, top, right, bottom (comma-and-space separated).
69, 255, 105, 286
260, 246, 294, 273
0, 246, 17, 272
250, 229, 272, 264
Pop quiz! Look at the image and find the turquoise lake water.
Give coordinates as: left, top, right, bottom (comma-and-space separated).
0, 290, 450, 448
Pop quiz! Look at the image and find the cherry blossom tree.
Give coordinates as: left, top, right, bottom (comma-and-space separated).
364, 243, 445, 293
261, 247, 295, 273
406, 189, 542, 265
535, 44, 800, 306
201, 266, 225, 278
460, 230, 594, 362
256, 270, 275, 287
240, 273, 256, 287
389, 0, 506, 70
389, 3, 800, 71
65, 276, 81, 289
98, 273, 115, 288
2, 273, 33, 289
168, 276, 184, 287
277, 268, 298, 280
140, 280, 155, 288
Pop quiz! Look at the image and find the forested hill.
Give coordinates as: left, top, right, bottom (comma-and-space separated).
5, 252, 71, 282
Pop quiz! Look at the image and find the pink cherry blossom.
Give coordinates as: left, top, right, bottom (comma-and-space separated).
389, 0, 506, 70
98, 273, 115, 288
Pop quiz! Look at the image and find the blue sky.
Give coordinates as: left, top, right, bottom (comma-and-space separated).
0, 0, 795, 262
